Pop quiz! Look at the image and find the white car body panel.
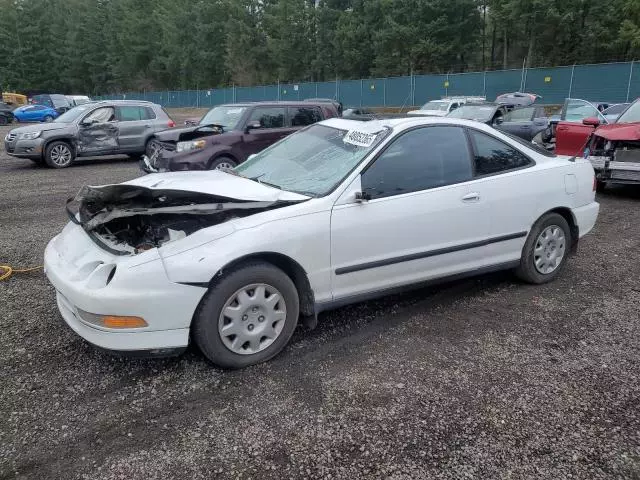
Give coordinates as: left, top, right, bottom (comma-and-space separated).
44, 116, 600, 353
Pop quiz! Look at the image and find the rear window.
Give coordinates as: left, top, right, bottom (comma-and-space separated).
289, 106, 322, 126
117, 105, 157, 121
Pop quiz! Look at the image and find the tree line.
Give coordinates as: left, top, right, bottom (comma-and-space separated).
0, 0, 639, 95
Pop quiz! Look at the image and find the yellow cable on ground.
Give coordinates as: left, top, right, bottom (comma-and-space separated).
0, 265, 43, 281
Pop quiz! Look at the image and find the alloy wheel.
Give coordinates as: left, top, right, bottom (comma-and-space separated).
534, 225, 566, 274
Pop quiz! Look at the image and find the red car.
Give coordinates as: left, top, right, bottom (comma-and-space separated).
556, 99, 640, 190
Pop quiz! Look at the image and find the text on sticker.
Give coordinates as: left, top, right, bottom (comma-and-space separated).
344, 130, 377, 147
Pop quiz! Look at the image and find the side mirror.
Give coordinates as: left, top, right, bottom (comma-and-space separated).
582, 116, 600, 127
245, 120, 261, 133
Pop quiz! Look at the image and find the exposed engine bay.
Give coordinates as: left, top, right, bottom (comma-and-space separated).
588, 136, 640, 183
66, 184, 296, 255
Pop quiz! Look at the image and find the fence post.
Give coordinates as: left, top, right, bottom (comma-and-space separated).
383, 79, 386, 106
315, 83, 318, 97
445, 73, 449, 98
277, 80, 280, 101
360, 79, 363, 107
483, 71, 486, 97
568, 64, 575, 98
626, 60, 634, 102
410, 69, 414, 106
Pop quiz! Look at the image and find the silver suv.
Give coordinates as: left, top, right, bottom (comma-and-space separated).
4, 100, 175, 168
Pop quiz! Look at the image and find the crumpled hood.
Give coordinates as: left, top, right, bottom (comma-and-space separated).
593, 122, 640, 141
121, 170, 309, 202
9, 122, 69, 134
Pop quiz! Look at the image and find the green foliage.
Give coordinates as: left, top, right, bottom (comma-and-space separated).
0, 0, 638, 93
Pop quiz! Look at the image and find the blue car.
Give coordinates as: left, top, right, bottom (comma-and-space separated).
13, 104, 60, 123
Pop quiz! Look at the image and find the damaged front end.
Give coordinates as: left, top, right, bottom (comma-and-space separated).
587, 125, 640, 184
66, 184, 296, 255
142, 124, 225, 173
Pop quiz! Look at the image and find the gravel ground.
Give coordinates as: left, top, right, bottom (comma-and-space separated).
1, 115, 639, 480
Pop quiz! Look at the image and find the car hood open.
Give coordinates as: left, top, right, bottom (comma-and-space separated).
593, 122, 640, 141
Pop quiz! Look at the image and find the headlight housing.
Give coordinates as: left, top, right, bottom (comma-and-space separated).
18, 131, 42, 140
176, 139, 206, 153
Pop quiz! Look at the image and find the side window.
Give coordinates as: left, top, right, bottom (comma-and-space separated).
289, 106, 322, 127
361, 126, 472, 200
564, 100, 600, 122
248, 107, 285, 128
504, 107, 534, 122
32, 105, 46, 111
142, 106, 156, 120
469, 130, 532, 176
117, 106, 143, 121
449, 102, 459, 111
83, 107, 115, 123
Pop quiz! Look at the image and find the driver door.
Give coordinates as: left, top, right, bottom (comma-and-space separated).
77, 106, 119, 155
240, 106, 289, 158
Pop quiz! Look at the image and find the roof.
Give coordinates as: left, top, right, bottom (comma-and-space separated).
95, 99, 157, 106
320, 115, 500, 131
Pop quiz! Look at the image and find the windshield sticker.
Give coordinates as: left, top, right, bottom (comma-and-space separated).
343, 130, 377, 147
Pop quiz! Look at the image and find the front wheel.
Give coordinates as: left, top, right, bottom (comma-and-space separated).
516, 213, 571, 284
208, 156, 237, 170
44, 141, 75, 168
193, 262, 300, 369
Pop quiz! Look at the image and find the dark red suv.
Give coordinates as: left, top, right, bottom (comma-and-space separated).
142, 101, 339, 172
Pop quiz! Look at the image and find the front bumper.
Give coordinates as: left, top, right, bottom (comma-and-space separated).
44, 222, 207, 352
588, 155, 640, 184
4, 138, 44, 158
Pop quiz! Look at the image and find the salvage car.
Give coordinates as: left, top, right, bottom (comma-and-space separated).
0, 102, 14, 125
12, 104, 60, 123
547, 98, 610, 146
45, 116, 600, 368
407, 97, 485, 117
445, 103, 508, 126
342, 107, 376, 120
561, 99, 640, 190
495, 92, 541, 109
4, 100, 174, 168
602, 103, 630, 123
493, 105, 550, 141
142, 101, 339, 173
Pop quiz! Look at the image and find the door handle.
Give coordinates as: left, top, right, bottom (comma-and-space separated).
144, 124, 152, 128
462, 192, 480, 202
557, 126, 568, 132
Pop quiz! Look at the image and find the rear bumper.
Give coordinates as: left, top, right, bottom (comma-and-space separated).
572, 202, 599, 238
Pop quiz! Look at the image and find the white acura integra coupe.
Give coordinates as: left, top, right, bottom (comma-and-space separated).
45, 117, 599, 368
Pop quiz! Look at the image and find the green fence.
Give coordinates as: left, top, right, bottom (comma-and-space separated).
97, 61, 640, 108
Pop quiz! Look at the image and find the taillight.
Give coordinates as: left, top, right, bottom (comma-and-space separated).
167, 120, 175, 128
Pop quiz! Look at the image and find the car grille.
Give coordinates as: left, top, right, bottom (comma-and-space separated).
5, 133, 16, 142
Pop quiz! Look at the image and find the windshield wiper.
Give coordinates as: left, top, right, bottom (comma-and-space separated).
249, 174, 282, 190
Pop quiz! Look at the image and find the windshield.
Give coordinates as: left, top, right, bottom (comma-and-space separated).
615, 101, 640, 123
420, 101, 449, 111
199, 106, 247, 129
54, 105, 93, 123
447, 105, 495, 121
234, 124, 389, 196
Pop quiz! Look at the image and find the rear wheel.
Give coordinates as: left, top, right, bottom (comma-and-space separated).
208, 156, 236, 170
596, 180, 607, 193
145, 138, 160, 158
193, 261, 299, 369
516, 213, 571, 284
43, 115, 53, 123
44, 141, 74, 168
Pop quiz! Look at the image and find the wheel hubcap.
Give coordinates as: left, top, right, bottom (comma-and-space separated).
215, 162, 233, 170
534, 225, 566, 274
218, 283, 286, 355
50, 145, 71, 165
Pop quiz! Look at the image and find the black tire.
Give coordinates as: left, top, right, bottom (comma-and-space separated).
145, 138, 160, 158
44, 141, 75, 168
193, 261, 300, 369
208, 156, 237, 170
0, 115, 7, 125
596, 180, 607, 193
516, 213, 572, 284
43, 115, 53, 123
